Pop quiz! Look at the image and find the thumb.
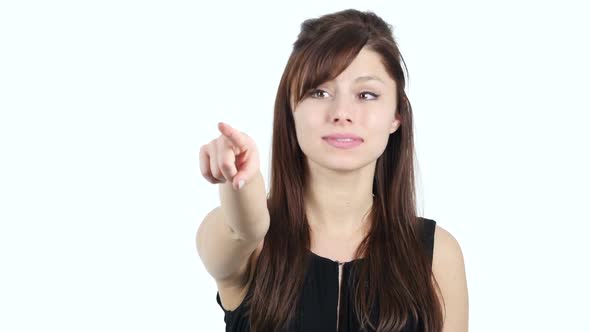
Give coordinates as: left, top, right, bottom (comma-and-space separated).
232, 163, 255, 191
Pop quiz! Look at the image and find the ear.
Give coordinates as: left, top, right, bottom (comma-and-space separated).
390, 112, 401, 134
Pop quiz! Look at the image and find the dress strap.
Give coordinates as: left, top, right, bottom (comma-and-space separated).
419, 217, 437, 265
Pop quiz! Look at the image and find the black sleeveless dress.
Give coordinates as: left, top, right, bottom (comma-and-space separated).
216, 217, 437, 332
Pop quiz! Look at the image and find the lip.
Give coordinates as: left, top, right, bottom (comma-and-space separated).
321, 133, 364, 141
322, 133, 364, 149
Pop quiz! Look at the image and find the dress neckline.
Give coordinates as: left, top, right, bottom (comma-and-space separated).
308, 249, 365, 265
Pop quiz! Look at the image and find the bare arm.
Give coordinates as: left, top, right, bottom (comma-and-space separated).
196, 122, 269, 285
433, 225, 469, 332
218, 170, 269, 241
196, 172, 269, 282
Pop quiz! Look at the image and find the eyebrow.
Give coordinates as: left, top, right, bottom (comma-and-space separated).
319, 75, 386, 88
354, 75, 385, 83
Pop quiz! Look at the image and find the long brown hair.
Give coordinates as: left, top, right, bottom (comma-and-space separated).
242, 9, 444, 332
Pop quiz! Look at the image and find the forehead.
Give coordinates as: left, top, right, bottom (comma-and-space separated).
328, 47, 392, 84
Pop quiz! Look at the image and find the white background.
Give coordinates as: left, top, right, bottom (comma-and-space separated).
1, 1, 588, 331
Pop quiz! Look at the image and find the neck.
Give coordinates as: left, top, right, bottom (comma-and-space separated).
304, 160, 376, 237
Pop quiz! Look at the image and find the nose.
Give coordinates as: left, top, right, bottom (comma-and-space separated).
328, 95, 356, 124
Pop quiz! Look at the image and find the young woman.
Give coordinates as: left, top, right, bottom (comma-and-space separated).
197, 9, 468, 332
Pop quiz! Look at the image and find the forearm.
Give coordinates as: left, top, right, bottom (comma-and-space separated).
219, 170, 270, 241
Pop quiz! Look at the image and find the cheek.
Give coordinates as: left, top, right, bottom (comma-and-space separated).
293, 113, 321, 150
365, 115, 395, 150
369, 108, 396, 128
295, 111, 322, 133
365, 114, 392, 133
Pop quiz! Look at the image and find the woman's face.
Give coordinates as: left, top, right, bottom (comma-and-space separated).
292, 46, 401, 172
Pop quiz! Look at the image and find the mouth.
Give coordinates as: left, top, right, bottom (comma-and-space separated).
322, 137, 363, 149
321, 133, 364, 142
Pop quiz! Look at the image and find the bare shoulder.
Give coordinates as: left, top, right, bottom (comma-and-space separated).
433, 224, 465, 268
432, 224, 469, 332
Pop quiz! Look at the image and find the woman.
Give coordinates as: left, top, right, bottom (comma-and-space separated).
197, 8, 468, 332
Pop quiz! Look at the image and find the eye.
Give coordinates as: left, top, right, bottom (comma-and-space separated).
307, 89, 379, 100
309, 88, 329, 99
359, 91, 379, 100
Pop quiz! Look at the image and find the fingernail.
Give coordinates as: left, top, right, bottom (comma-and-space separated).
238, 179, 245, 190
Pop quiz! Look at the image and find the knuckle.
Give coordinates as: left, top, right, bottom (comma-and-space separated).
211, 169, 224, 180
199, 146, 209, 158
218, 156, 231, 167
219, 162, 233, 173
200, 169, 215, 183
216, 138, 229, 151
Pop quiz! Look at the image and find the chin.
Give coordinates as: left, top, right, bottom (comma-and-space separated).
309, 156, 366, 172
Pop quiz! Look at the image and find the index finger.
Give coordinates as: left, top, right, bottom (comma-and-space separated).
217, 122, 248, 152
